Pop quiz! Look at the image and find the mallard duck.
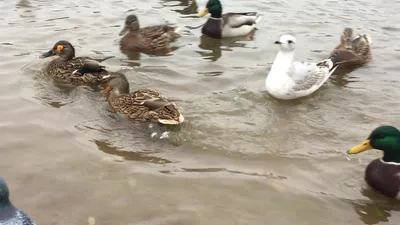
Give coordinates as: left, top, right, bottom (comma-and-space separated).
102, 73, 184, 125
39, 40, 111, 86
329, 28, 372, 69
119, 14, 181, 53
198, 0, 261, 39
348, 126, 400, 199
265, 34, 340, 100
0, 176, 36, 225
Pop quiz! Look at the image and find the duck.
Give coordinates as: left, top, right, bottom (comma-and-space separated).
119, 14, 181, 53
101, 73, 184, 125
39, 40, 111, 87
348, 125, 400, 199
0, 176, 36, 225
329, 28, 372, 69
198, 0, 261, 39
265, 34, 340, 100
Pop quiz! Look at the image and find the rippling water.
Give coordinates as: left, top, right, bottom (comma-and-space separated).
1, 0, 400, 224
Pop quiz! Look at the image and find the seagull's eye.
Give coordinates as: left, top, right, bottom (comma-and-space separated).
288, 40, 293, 44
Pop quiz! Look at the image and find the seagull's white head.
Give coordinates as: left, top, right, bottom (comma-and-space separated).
274, 34, 296, 52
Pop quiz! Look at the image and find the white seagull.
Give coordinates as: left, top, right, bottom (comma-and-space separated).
265, 34, 340, 100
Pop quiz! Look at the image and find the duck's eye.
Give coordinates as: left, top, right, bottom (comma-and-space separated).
288, 40, 293, 44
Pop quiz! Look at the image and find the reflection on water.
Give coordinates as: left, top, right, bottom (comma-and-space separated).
94, 139, 174, 164
350, 189, 400, 225
160, 0, 199, 16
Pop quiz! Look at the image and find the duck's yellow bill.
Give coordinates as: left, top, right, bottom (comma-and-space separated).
348, 140, 373, 154
199, 8, 209, 17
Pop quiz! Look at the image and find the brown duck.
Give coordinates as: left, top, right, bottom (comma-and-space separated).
102, 73, 184, 125
40, 40, 112, 86
119, 15, 181, 54
330, 28, 372, 69
348, 126, 400, 199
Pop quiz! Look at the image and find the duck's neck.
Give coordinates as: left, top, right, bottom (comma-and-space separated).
382, 150, 400, 164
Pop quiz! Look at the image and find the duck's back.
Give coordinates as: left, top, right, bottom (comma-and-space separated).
365, 159, 400, 199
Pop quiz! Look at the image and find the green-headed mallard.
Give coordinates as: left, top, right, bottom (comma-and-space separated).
348, 126, 400, 199
198, 0, 262, 39
40, 40, 111, 86
0, 176, 36, 225
330, 28, 372, 69
119, 14, 181, 53
102, 73, 184, 125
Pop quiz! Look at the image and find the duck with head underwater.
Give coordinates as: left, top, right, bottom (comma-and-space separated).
329, 28, 372, 69
198, 0, 262, 39
119, 14, 181, 54
40, 40, 112, 87
0, 176, 36, 225
101, 72, 184, 125
348, 125, 400, 199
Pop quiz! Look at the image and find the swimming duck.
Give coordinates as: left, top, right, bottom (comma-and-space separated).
0, 176, 36, 225
119, 14, 181, 53
198, 0, 261, 39
348, 126, 400, 199
102, 73, 184, 125
265, 34, 340, 100
330, 28, 372, 69
40, 40, 111, 86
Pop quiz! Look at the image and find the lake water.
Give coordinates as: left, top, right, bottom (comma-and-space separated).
1, 0, 400, 224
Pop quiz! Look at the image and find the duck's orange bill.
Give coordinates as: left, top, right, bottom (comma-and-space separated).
101, 84, 112, 95
57, 45, 64, 51
348, 140, 372, 154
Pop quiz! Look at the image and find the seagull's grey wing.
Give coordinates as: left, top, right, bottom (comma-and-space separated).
289, 62, 326, 92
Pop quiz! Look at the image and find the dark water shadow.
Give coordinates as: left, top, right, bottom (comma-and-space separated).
159, 0, 199, 16
196, 35, 252, 62
330, 67, 362, 87
120, 46, 180, 60
349, 187, 400, 225
93, 139, 175, 164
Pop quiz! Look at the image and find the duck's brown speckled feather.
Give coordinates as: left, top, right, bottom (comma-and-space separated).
330, 34, 371, 68
108, 89, 182, 123
45, 56, 110, 86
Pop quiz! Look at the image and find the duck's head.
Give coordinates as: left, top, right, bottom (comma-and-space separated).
348, 126, 400, 163
199, 0, 222, 18
101, 72, 130, 97
0, 177, 11, 208
39, 40, 75, 59
274, 34, 296, 52
341, 28, 353, 50
119, 15, 140, 36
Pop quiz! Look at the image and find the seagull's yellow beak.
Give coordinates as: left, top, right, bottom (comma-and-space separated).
199, 8, 209, 17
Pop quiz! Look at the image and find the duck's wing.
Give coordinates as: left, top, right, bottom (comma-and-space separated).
352, 34, 371, 55
71, 57, 106, 75
111, 89, 183, 124
140, 24, 179, 39
222, 12, 261, 28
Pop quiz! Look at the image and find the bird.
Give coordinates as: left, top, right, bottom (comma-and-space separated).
265, 34, 340, 100
0, 176, 36, 225
198, 0, 261, 39
39, 40, 111, 87
348, 125, 400, 199
329, 28, 372, 69
119, 14, 181, 54
101, 73, 184, 125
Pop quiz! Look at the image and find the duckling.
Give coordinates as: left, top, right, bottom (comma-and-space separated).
330, 28, 372, 69
0, 176, 36, 225
40, 40, 111, 86
348, 126, 400, 199
102, 73, 184, 125
119, 15, 181, 53
198, 0, 261, 39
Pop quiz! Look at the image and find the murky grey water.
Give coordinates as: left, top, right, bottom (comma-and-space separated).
1, 0, 400, 224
